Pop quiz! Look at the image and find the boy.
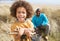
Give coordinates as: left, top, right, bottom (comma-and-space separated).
10, 1, 34, 41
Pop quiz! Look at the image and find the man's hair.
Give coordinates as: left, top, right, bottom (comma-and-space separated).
36, 8, 40, 13
10, 1, 34, 18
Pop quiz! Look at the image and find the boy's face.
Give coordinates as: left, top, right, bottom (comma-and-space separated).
16, 7, 27, 22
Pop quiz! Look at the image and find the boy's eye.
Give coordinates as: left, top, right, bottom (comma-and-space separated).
18, 12, 21, 14
18, 12, 26, 14
22, 12, 25, 14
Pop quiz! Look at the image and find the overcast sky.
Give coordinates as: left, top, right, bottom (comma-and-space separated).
0, 0, 60, 5
26, 0, 60, 5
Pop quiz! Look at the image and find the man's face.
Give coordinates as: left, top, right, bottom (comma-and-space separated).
36, 11, 40, 16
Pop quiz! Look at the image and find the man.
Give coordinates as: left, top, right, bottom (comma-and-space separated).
32, 8, 50, 41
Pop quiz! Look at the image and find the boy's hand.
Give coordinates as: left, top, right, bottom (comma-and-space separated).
15, 34, 20, 39
11, 26, 21, 34
14, 26, 21, 32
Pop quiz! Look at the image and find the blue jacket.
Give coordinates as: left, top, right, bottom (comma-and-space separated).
32, 13, 49, 28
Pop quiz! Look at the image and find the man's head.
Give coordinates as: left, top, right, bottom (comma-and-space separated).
36, 8, 40, 16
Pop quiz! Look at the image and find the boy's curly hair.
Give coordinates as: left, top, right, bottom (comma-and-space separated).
10, 1, 34, 18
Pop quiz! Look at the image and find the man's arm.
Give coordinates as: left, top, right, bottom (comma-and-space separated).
42, 14, 49, 26
32, 16, 36, 29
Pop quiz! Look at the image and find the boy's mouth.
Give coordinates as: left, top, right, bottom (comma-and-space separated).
17, 16, 26, 22
19, 17, 24, 19
18, 16, 25, 19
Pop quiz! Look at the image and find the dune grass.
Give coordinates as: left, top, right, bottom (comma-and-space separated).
0, 4, 60, 41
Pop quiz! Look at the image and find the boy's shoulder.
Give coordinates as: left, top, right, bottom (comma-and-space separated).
11, 21, 19, 26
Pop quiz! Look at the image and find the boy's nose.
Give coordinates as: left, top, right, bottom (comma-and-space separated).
19, 13, 23, 15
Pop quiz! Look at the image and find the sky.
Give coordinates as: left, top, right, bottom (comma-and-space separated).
0, 0, 60, 5
26, 0, 60, 5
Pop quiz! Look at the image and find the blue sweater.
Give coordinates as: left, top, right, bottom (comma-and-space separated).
32, 13, 49, 28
